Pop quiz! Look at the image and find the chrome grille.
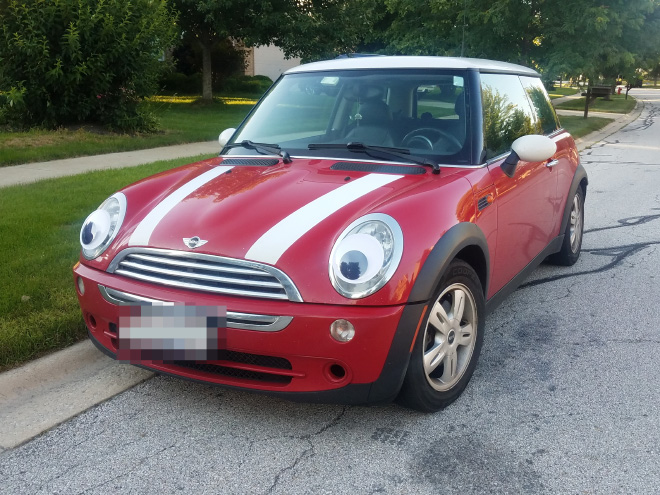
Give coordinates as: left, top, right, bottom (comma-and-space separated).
107, 248, 302, 302
98, 286, 293, 332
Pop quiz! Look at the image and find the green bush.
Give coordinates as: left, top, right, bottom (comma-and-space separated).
160, 72, 204, 95
221, 75, 274, 94
0, 0, 177, 132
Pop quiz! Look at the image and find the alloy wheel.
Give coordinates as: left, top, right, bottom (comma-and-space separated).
422, 283, 478, 391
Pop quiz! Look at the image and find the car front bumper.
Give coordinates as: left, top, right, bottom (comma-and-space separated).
73, 262, 427, 404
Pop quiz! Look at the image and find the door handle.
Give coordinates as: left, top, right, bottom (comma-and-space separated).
545, 159, 559, 168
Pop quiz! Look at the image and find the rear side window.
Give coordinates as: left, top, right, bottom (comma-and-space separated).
520, 76, 560, 135
480, 73, 538, 159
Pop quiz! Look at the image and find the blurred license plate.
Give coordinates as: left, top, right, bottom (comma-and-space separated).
117, 305, 226, 362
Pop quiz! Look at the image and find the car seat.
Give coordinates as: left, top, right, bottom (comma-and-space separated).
344, 99, 395, 147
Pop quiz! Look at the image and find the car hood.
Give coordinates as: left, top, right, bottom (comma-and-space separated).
92, 156, 471, 305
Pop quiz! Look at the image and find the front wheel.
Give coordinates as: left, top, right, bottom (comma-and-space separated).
398, 260, 485, 412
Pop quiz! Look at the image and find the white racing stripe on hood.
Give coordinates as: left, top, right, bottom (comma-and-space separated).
129, 166, 234, 246
246, 174, 403, 265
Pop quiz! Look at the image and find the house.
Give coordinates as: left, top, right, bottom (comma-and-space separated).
244, 45, 302, 82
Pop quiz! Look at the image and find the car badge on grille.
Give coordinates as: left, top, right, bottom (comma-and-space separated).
183, 236, 208, 249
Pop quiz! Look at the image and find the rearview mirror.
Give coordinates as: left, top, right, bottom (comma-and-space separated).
501, 135, 557, 178
218, 128, 236, 148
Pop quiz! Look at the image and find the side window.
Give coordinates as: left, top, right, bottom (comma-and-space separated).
480, 73, 540, 159
521, 76, 560, 135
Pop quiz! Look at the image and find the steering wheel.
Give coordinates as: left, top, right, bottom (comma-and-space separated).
402, 128, 462, 152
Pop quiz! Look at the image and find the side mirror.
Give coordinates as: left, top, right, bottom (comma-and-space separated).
501, 134, 557, 178
218, 128, 236, 148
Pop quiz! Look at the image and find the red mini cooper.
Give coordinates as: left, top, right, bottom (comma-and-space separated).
74, 56, 586, 412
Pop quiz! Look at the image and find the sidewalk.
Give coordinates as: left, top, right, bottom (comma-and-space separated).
0, 140, 219, 189
555, 109, 623, 120
0, 98, 643, 450
551, 93, 584, 105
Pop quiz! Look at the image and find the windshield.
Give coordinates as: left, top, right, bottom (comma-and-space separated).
225, 69, 471, 165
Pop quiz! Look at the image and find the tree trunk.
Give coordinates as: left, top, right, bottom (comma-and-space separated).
200, 41, 213, 101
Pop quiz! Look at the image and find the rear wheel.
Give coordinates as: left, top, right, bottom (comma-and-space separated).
398, 260, 485, 412
549, 186, 584, 266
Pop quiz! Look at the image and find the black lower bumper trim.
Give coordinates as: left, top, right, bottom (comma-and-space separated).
86, 302, 426, 406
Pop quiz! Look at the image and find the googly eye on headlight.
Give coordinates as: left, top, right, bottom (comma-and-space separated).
329, 213, 403, 299
80, 192, 126, 260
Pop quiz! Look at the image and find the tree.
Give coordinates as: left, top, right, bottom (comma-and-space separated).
0, 0, 178, 132
271, 0, 383, 61
379, 0, 544, 61
172, 0, 382, 100
167, 32, 246, 91
377, 0, 660, 85
540, 0, 660, 83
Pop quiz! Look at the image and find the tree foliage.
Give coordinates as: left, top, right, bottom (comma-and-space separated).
172, 0, 381, 100
541, 0, 659, 81
272, 0, 383, 61
377, 0, 660, 83
0, 0, 178, 131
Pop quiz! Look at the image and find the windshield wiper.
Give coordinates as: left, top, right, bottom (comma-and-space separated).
226, 140, 292, 164
308, 142, 439, 174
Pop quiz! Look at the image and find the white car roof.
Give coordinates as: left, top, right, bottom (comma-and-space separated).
285, 56, 539, 77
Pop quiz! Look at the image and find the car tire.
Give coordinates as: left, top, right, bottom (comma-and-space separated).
548, 186, 584, 266
397, 260, 485, 412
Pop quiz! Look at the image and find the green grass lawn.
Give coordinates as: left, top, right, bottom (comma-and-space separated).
0, 96, 257, 167
559, 115, 614, 139
555, 93, 636, 113
548, 87, 580, 99
0, 154, 214, 371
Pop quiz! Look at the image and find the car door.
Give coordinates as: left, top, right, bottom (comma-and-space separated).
520, 75, 578, 237
480, 73, 559, 294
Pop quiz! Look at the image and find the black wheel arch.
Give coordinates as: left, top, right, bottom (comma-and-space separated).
408, 222, 490, 303
360, 222, 491, 404
559, 163, 588, 234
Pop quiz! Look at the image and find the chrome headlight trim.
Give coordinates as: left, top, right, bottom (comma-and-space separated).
80, 192, 127, 260
329, 213, 404, 299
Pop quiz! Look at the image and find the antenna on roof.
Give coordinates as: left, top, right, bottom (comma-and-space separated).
334, 53, 385, 59
461, 0, 467, 57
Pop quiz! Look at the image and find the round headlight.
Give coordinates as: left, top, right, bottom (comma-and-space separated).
80, 192, 126, 260
329, 213, 403, 299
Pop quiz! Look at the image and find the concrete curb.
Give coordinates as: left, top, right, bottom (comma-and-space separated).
0, 340, 153, 449
0, 96, 646, 451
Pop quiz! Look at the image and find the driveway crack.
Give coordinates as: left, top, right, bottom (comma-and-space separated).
264, 442, 314, 495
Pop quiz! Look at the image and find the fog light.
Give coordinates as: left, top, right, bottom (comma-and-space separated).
330, 319, 355, 342
77, 277, 85, 296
